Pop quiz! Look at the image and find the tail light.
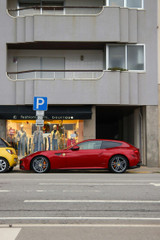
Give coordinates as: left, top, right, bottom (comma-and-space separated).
132, 149, 140, 158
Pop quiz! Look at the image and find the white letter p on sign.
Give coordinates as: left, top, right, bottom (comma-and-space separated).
37, 98, 45, 109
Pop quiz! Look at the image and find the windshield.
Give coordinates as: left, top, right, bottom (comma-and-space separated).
0, 138, 11, 148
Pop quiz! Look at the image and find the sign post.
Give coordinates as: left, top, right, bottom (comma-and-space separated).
33, 97, 48, 151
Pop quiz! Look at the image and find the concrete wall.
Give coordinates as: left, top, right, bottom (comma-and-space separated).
146, 106, 159, 167
7, 50, 104, 72
0, 1, 157, 106
6, 70, 157, 106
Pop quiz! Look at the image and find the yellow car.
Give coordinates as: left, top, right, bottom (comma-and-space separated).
0, 138, 18, 173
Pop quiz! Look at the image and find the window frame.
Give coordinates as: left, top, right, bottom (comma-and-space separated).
18, 0, 65, 15
106, 0, 144, 9
107, 44, 145, 72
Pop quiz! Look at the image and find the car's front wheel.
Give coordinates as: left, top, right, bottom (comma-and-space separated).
0, 158, 9, 173
31, 156, 50, 173
109, 155, 128, 173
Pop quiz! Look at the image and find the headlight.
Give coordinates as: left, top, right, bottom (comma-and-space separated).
6, 149, 14, 155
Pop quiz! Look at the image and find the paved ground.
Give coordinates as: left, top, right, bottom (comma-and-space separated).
0, 166, 160, 240
14, 165, 160, 174
127, 166, 160, 174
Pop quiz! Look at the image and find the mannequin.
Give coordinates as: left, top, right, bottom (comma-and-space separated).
16, 124, 27, 157
51, 125, 60, 150
33, 126, 43, 152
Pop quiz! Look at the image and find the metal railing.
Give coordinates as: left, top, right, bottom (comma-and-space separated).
7, 69, 104, 81
8, 5, 103, 16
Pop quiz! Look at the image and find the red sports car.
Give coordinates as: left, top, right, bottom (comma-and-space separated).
20, 139, 141, 174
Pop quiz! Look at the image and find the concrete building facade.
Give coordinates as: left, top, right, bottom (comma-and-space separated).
0, 0, 159, 166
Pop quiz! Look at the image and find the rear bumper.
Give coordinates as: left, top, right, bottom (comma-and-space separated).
129, 161, 142, 169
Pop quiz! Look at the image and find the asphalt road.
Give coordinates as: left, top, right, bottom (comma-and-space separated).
0, 170, 160, 239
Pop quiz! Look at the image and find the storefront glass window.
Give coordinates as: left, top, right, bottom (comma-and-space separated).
6, 120, 83, 158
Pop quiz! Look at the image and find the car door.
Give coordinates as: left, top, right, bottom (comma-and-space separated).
64, 140, 105, 168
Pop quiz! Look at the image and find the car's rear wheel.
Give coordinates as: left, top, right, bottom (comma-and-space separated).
0, 158, 9, 173
109, 155, 128, 173
31, 156, 50, 173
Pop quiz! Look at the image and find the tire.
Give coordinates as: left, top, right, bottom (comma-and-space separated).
7, 167, 14, 172
31, 156, 50, 173
109, 155, 128, 173
0, 158, 9, 173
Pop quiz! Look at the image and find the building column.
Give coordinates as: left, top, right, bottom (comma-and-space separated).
0, 120, 6, 138
146, 106, 159, 167
134, 107, 146, 165
83, 106, 96, 140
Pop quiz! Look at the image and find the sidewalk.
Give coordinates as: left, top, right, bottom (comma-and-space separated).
127, 166, 160, 174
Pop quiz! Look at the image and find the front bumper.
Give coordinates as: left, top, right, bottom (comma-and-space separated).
8, 155, 18, 167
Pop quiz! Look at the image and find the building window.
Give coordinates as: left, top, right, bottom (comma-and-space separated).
109, 45, 125, 69
18, 0, 64, 7
108, 45, 145, 71
127, 45, 144, 70
18, 0, 64, 14
109, 0, 124, 7
108, 0, 143, 9
126, 0, 142, 9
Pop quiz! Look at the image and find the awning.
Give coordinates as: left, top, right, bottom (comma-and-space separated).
0, 105, 92, 120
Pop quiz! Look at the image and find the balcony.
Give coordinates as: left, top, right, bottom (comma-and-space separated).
7, 69, 103, 81
7, 0, 144, 17
7, 0, 104, 17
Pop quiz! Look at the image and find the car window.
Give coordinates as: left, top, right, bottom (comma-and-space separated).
77, 141, 102, 150
0, 138, 8, 148
101, 141, 122, 149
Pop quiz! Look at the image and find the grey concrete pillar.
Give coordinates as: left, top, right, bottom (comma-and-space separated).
83, 106, 96, 140
0, 120, 6, 138
146, 106, 159, 167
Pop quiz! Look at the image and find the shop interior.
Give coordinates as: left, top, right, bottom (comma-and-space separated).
6, 119, 83, 158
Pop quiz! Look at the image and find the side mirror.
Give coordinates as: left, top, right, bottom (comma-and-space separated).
71, 146, 79, 151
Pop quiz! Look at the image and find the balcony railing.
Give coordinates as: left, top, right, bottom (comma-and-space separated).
8, 5, 103, 16
7, 70, 104, 81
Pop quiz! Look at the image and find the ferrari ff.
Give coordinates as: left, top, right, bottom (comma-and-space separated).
20, 139, 141, 173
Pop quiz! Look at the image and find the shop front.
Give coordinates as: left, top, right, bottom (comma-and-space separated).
0, 105, 92, 158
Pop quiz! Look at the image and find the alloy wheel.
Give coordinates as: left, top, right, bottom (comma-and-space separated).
0, 159, 8, 173
32, 156, 49, 173
109, 155, 128, 173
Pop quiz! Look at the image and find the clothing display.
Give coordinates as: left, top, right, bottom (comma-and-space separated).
51, 128, 60, 150
16, 127, 27, 157
33, 129, 43, 152
6, 119, 84, 154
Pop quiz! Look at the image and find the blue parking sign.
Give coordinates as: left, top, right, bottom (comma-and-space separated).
33, 97, 48, 111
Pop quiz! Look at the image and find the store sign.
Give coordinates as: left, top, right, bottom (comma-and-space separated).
36, 111, 45, 116
36, 119, 44, 126
0, 105, 92, 120
33, 97, 48, 111
52, 116, 74, 120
